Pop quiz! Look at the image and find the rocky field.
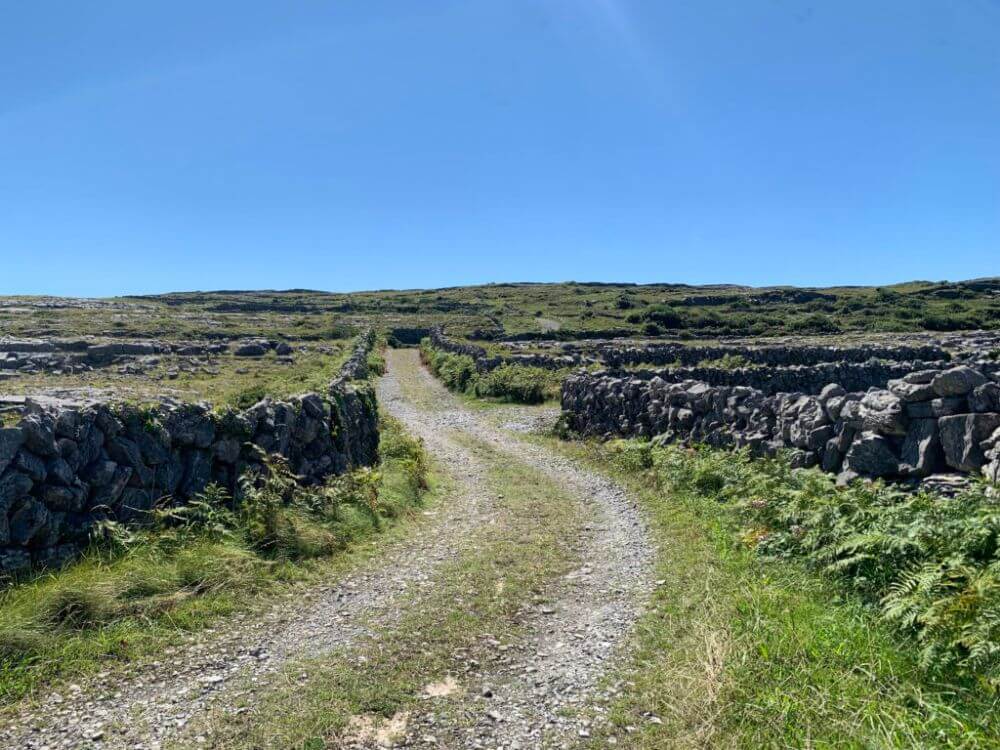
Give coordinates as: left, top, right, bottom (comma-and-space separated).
3, 282, 1000, 748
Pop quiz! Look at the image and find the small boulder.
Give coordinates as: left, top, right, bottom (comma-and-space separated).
932, 366, 988, 398
969, 383, 1000, 414
845, 432, 900, 477
939, 413, 1000, 473
9, 499, 49, 546
20, 415, 58, 456
900, 419, 942, 477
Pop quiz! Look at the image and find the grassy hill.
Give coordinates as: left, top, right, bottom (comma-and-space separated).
1, 278, 999, 342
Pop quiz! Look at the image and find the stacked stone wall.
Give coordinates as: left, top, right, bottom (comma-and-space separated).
0, 334, 380, 577
562, 364, 1000, 488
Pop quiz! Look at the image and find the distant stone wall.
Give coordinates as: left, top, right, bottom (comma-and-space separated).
0, 334, 380, 578
562, 365, 1000, 488
594, 342, 950, 368
599, 360, 946, 396
430, 328, 948, 391
428, 328, 503, 372
389, 328, 431, 346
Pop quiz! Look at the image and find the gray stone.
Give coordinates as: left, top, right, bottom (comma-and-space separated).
9, 499, 49, 546
83, 459, 118, 487
21, 415, 58, 456
932, 366, 988, 397
819, 383, 846, 401
54, 409, 81, 439
939, 413, 1000, 473
821, 440, 844, 472
859, 391, 907, 436
213, 438, 241, 465
931, 397, 967, 418
46, 457, 75, 486
106, 437, 153, 487
845, 432, 900, 477
0, 428, 24, 475
0, 470, 33, 511
900, 419, 942, 477
154, 457, 184, 495
234, 343, 267, 357
43, 484, 87, 512
166, 409, 215, 448
969, 383, 1000, 413
14, 450, 48, 483
180, 450, 213, 498
58, 438, 81, 471
90, 466, 132, 508
137, 428, 171, 465
903, 369, 940, 385
888, 379, 936, 402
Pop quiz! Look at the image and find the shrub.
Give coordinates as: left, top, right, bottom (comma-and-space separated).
921, 313, 983, 331
788, 313, 840, 333
366, 348, 386, 376
472, 364, 553, 404
642, 305, 685, 328
230, 384, 268, 409
420, 341, 478, 392
615, 293, 635, 309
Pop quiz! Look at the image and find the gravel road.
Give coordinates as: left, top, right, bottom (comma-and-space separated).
1, 350, 653, 749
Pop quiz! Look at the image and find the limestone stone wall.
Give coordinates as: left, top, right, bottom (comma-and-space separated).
0, 334, 380, 577
562, 364, 1000, 488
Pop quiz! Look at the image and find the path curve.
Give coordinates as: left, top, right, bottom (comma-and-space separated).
382, 350, 654, 748
1, 350, 653, 749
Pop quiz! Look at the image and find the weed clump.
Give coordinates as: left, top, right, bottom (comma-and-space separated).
420, 340, 560, 403
43, 584, 119, 630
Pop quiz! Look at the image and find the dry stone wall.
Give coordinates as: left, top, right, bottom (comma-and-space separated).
0, 333, 379, 578
562, 364, 1000, 489
593, 342, 950, 368
431, 328, 949, 393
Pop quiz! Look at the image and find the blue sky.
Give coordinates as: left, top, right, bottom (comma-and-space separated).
1, 1, 998, 296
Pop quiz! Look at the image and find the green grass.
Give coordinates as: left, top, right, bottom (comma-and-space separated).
1, 346, 352, 406
538, 438, 1000, 748
419, 340, 563, 404
173, 431, 586, 749
0, 415, 429, 709
3, 278, 997, 349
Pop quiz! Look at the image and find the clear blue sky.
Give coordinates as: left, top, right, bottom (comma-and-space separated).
1, 1, 998, 296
